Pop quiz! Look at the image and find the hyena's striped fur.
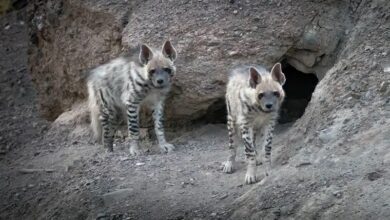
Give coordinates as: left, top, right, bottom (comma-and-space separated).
223, 63, 286, 184
87, 41, 177, 155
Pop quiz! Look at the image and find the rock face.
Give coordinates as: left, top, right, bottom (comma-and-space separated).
28, 0, 347, 125
229, 0, 390, 219
28, 0, 128, 120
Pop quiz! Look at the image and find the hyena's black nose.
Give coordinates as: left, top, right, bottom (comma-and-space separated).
265, 104, 273, 109
157, 79, 164, 84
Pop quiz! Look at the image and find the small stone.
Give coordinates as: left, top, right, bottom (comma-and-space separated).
32, 122, 38, 128
219, 194, 228, 200
228, 51, 239, 56
210, 212, 217, 217
383, 64, 390, 73
364, 45, 373, 51
296, 162, 312, 167
135, 162, 145, 166
233, 10, 238, 14
333, 191, 342, 198
4, 25, 10, 30
120, 157, 130, 161
96, 213, 109, 220
366, 171, 382, 181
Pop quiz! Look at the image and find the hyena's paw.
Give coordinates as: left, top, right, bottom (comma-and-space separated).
256, 157, 263, 166
105, 147, 114, 153
223, 161, 234, 173
159, 143, 175, 154
129, 146, 143, 156
104, 144, 113, 153
245, 172, 257, 184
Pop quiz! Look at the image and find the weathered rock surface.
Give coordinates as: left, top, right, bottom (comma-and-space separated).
28, 0, 348, 125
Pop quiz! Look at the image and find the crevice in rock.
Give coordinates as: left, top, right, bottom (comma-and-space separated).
278, 60, 319, 123
197, 98, 227, 124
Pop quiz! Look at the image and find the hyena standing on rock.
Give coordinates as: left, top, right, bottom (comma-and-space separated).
223, 63, 286, 184
87, 40, 177, 155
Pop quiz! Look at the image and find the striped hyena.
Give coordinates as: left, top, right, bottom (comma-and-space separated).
87, 40, 177, 155
223, 63, 286, 184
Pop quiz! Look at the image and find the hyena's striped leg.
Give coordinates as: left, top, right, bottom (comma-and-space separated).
254, 127, 264, 166
100, 107, 116, 152
223, 113, 237, 173
262, 121, 276, 176
126, 100, 142, 156
152, 101, 174, 153
239, 122, 257, 184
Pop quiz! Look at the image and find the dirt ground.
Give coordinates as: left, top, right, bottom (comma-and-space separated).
0, 10, 292, 220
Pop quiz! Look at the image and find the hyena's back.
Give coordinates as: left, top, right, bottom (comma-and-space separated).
87, 57, 132, 142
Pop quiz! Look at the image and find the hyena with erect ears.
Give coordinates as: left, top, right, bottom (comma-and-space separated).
223, 63, 286, 184
87, 40, 177, 155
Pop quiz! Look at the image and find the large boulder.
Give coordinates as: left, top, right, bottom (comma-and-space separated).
28, 0, 347, 125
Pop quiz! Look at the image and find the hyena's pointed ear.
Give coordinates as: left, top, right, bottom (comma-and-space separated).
139, 44, 153, 65
271, 63, 286, 86
249, 67, 261, 88
162, 40, 177, 61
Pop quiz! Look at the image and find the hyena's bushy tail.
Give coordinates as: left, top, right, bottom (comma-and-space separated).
87, 82, 102, 143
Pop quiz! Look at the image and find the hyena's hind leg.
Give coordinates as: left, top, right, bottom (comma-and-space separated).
88, 83, 102, 143
223, 113, 237, 173
98, 90, 117, 152
100, 106, 117, 152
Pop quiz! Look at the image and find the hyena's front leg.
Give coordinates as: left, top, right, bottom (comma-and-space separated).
239, 122, 257, 184
126, 100, 142, 156
253, 127, 264, 166
223, 113, 237, 173
262, 121, 276, 176
153, 101, 175, 153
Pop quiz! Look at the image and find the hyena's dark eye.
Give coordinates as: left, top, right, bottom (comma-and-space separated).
273, 91, 280, 97
258, 93, 264, 99
163, 68, 172, 74
148, 69, 156, 75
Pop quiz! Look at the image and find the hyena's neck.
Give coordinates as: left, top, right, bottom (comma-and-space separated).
131, 62, 149, 81
239, 90, 257, 110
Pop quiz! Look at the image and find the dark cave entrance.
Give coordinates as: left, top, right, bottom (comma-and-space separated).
201, 61, 319, 125
201, 98, 228, 124
278, 60, 319, 123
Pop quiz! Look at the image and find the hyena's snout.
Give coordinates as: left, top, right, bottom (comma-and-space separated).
259, 91, 282, 112
151, 69, 173, 88
261, 101, 278, 112
265, 103, 273, 110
